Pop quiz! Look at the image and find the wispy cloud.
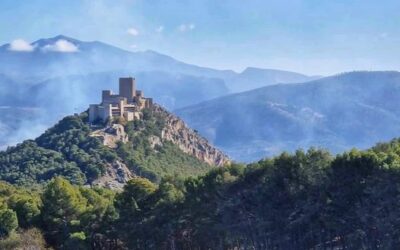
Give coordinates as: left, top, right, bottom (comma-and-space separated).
178, 23, 195, 32
127, 27, 139, 36
156, 26, 164, 33
42, 39, 79, 53
8, 39, 35, 52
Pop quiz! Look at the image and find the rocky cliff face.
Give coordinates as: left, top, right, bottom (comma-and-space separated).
91, 104, 230, 167
92, 160, 134, 190
90, 124, 128, 148
89, 104, 230, 189
90, 125, 134, 189
153, 104, 230, 166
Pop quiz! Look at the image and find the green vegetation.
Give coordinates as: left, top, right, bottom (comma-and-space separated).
36, 114, 120, 182
1, 139, 400, 249
116, 108, 212, 182
0, 113, 117, 186
0, 140, 84, 186
0, 109, 211, 186
0, 178, 116, 249
0, 228, 49, 249
0, 209, 18, 237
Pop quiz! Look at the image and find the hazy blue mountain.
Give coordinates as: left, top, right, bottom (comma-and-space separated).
0, 35, 317, 149
176, 71, 400, 162
0, 35, 316, 90
0, 35, 236, 82
227, 67, 321, 92
0, 74, 31, 106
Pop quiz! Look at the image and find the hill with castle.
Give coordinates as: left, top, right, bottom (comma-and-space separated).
0, 77, 229, 189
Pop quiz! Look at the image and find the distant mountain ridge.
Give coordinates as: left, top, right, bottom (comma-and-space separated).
0, 35, 236, 82
227, 67, 321, 92
0, 35, 317, 149
0, 35, 317, 88
176, 71, 400, 162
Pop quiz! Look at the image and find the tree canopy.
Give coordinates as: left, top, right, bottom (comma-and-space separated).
2, 139, 400, 248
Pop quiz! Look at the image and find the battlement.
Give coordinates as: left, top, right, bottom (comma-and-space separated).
89, 77, 153, 123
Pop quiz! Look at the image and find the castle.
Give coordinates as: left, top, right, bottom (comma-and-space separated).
89, 77, 153, 123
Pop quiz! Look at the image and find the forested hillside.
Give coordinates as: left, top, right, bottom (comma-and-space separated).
1, 138, 400, 249
0, 106, 219, 187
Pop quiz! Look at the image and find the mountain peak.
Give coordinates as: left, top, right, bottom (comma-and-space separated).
52, 34, 79, 42
52, 34, 72, 39
242, 66, 268, 72
32, 35, 81, 46
241, 66, 307, 76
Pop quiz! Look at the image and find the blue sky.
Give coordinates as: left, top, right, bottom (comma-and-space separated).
1, 0, 399, 75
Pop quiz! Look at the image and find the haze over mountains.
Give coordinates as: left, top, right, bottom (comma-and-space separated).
0, 35, 318, 149
176, 71, 400, 162
2, 35, 399, 163
0, 35, 317, 93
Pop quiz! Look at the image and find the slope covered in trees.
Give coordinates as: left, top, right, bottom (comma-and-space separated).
1, 138, 400, 249
0, 114, 114, 186
0, 107, 215, 186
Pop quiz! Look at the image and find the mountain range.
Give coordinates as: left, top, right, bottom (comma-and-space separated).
3, 35, 400, 164
0, 35, 317, 92
176, 71, 400, 162
0, 35, 318, 149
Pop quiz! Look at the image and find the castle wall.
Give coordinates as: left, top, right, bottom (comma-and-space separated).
136, 90, 143, 97
102, 90, 112, 101
99, 104, 112, 122
103, 95, 126, 105
124, 111, 135, 121
89, 105, 99, 123
145, 98, 153, 109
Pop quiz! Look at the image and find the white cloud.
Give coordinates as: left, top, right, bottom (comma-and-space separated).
42, 39, 79, 53
156, 26, 164, 33
127, 27, 139, 36
178, 23, 195, 32
130, 44, 138, 49
8, 39, 35, 52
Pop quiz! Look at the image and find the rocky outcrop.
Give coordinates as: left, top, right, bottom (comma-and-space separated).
153, 105, 230, 166
90, 124, 128, 148
148, 135, 163, 149
92, 160, 134, 190
89, 104, 230, 190
90, 125, 134, 190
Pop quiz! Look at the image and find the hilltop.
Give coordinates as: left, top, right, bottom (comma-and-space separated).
0, 103, 229, 188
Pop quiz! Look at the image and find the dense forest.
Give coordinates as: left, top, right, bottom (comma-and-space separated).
1, 137, 400, 249
0, 108, 211, 187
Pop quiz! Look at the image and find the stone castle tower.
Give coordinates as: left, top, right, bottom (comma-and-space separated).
119, 77, 136, 102
89, 77, 153, 123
